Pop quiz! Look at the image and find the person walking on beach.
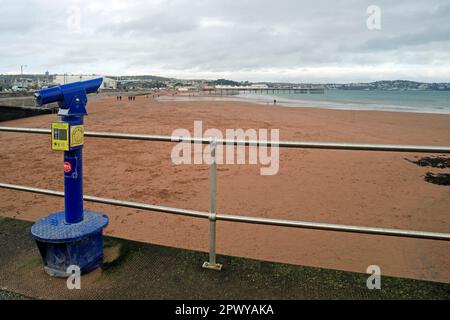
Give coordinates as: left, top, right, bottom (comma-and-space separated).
274, 99, 277, 105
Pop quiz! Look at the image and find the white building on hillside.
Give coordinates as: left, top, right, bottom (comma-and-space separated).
54, 75, 117, 89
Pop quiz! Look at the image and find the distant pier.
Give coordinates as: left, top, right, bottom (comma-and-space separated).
203, 87, 325, 95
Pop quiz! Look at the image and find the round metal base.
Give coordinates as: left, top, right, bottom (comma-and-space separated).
31, 211, 109, 277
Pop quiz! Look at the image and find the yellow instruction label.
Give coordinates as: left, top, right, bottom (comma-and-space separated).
70, 125, 84, 147
51, 122, 69, 151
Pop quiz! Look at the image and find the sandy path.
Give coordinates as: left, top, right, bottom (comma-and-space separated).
0, 95, 449, 283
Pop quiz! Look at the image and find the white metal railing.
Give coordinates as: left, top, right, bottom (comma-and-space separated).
1, 126, 450, 270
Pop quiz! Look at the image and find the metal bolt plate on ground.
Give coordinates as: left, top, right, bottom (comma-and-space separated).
202, 261, 223, 271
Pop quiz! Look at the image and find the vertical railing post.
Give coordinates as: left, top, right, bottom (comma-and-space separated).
202, 138, 223, 270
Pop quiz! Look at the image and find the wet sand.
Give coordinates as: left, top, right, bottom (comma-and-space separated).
0, 94, 449, 283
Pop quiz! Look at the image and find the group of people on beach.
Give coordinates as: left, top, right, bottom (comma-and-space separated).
116, 94, 159, 101
115, 96, 137, 101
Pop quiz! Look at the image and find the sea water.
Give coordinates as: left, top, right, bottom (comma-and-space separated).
237, 90, 450, 115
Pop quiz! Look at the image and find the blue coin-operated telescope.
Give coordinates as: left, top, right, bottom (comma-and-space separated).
31, 78, 109, 277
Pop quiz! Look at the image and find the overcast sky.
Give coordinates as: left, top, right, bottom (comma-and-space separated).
1, 0, 449, 83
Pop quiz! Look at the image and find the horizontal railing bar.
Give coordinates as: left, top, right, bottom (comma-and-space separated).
0, 127, 51, 135
1, 182, 449, 242
84, 195, 210, 219
0, 183, 209, 220
1, 126, 449, 153
215, 214, 450, 241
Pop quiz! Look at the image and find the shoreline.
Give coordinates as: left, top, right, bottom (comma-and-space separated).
160, 93, 450, 116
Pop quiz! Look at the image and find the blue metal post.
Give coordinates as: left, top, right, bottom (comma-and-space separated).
63, 115, 84, 223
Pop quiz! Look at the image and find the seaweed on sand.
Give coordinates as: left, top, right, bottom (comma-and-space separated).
424, 172, 450, 186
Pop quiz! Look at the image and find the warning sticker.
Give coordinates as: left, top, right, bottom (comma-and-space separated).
70, 125, 84, 147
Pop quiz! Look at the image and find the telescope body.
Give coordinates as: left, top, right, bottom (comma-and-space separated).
35, 78, 102, 116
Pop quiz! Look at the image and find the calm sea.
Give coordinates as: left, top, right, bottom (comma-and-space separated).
237, 90, 450, 115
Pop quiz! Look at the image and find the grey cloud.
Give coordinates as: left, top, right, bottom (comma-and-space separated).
0, 0, 449, 82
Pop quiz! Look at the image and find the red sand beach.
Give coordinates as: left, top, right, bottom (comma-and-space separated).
0, 95, 449, 283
